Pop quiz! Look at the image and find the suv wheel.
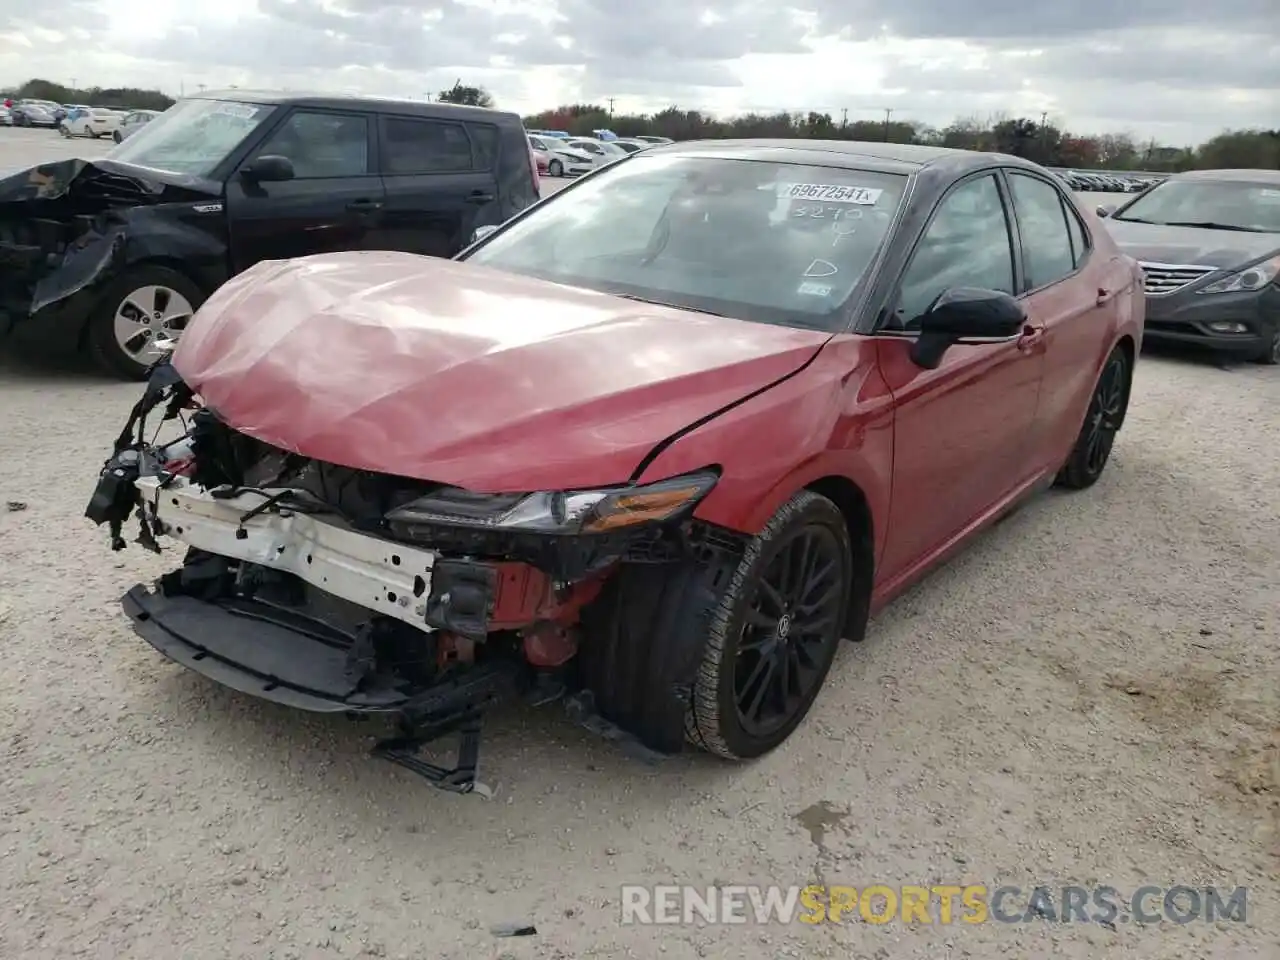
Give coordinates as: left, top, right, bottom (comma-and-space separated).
87, 265, 204, 380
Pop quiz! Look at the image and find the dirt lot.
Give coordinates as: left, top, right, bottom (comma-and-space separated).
1, 125, 1277, 959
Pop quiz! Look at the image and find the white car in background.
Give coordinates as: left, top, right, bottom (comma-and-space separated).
113, 109, 160, 143
563, 137, 631, 168
60, 107, 122, 139
527, 134, 593, 177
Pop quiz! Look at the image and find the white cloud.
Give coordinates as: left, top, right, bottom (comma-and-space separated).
0, 0, 1274, 145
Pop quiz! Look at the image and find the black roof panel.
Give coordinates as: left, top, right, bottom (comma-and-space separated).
189, 90, 519, 123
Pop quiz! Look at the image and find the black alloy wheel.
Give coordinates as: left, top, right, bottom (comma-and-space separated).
1056, 346, 1131, 489
733, 525, 846, 740
686, 490, 855, 760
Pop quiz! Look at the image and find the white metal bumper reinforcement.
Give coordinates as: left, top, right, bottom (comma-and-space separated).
136, 476, 437, 631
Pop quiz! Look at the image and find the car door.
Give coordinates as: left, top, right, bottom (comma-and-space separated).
373, 114, 500, 259
875, 171, 1047, 582
224, 108, 384, 274
1003, 170, 1125, 475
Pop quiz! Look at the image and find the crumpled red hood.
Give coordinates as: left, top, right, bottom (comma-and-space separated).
172, 251, 831, 492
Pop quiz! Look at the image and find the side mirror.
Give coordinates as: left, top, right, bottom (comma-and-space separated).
1096, 205, 1116, 218
908, 287, 1027, 370
470, 224, 499, 244
240, 155, 295, 183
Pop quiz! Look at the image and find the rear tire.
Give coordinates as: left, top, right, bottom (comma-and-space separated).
1056, 344, 1132, 489
86, 264, 205, 380
58, 124, 70, 138
113, 130, 122, 143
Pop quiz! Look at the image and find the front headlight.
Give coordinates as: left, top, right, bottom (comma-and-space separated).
1197, 255, 1280, 295
384, 469, 720, 538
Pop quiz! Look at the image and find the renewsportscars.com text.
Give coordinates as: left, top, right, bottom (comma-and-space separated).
620, 884, 1248, 926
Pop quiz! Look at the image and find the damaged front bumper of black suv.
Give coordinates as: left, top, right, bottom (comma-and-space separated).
86, 360, 740, 794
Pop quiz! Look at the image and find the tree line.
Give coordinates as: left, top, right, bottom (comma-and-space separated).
9, 77, 1274, 172
3, 79, 175, 113
444, 83, 1279, 171
520, 102, 1279, 173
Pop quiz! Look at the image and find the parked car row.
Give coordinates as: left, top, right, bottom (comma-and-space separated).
1, 99, 161, 140
526, 131, 667, 177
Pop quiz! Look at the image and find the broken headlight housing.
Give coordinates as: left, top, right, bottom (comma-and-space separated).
384, 469, 720, 539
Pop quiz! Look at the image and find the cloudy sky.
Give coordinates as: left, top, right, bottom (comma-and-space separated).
0, 0, 1275, 145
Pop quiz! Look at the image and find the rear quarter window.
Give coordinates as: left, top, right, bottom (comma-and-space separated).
466, 123, 498, 170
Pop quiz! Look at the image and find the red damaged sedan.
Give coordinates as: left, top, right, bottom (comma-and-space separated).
88, 140, 1144, 793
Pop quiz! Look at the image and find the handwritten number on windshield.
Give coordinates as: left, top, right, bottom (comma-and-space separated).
793, 204, 863, 221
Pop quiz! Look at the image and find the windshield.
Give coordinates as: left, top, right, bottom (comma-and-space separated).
463, 154, 908, 330
107, 98, 278, 178
1114, 179, 1280, 233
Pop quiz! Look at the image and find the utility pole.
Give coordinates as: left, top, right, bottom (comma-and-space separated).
882, 108, 893, 141
841, 107, 848, 129
70, 77, 77, 91
607, 97, 615, 117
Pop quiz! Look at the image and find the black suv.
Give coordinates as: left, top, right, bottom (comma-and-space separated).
0, 91, 542, 378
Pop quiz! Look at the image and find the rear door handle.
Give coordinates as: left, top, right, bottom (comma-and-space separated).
465, 191, 496, 204
1017, 322, 1046, 352
346, 199, 384, 212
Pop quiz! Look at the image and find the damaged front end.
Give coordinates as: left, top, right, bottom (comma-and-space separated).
0, 158, 220, 349
87, 360, 737, 793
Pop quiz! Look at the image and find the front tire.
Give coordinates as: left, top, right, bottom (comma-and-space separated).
1056, 344, 1132, 489
1253, 325, 1280, 365
687, 491, 853, 759
86, 265, 204, 380
58, 124, 70, 138
548, 159, 563, 177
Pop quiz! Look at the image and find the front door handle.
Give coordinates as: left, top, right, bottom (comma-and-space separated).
464, 190, 496, 204
346, 198, 384, 212
1017, 322, 1046, 352
1096, 287, 1115, 306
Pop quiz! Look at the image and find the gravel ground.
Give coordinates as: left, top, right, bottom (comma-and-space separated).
1, 126, 1277, 959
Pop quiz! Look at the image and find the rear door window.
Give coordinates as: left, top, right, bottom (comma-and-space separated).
465, 123, 498, 170
1007, 172, 1077, 290
381, 117, 475, 175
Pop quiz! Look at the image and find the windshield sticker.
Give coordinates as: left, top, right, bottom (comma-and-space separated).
797, 281, 833, 297
803, 259, 839, 278
211, 102, 261, 120
777, 183, 883, 204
